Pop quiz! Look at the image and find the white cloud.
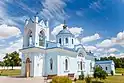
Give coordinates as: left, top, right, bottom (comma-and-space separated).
51, 24, 64, 36
96, 48, 104, 52
112, 31, 124, 46
0, 37, 23, 61
84, 45, 97, 52
96, 39, 114, 48
109, 53, 116, 57
51, 24, 83, 38
81, 33, 100, 43
0, 24, 21, 39
108, 48, 118, 53
69, 27, 83, 37
5, 38, 23, 53
40, 0, 68, 21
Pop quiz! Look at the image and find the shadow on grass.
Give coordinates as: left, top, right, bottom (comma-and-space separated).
92, 81, 104, 83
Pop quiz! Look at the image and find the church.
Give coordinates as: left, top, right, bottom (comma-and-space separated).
20, 16, 95, 78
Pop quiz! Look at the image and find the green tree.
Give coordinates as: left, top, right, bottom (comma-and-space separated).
94, 66, 108, 80
3, 51, 21, 70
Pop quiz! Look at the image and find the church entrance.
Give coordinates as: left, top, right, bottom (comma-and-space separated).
25, 58, 31, 77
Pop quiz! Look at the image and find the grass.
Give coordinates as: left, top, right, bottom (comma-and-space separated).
76, 76, 124, 83
115, 68, 124, 74
0, 69, 21, 76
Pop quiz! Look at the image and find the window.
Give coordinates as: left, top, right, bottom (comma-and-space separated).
39, 30, 45, 46
106, 67, 107, 70
80, 61, 83, 70
50, 58, 53, 70
28, 30, 33, 46
78, 61, 83, 71
46, 43, 48, 47
65, 59, 68, 70
59, 38, 61, 44
90, 62, 93, 71
72, 39, 73, 44
65, 38, 68, 43
78, 53, 83, 57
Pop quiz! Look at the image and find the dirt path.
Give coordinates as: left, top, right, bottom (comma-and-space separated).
0, 76, 46, 83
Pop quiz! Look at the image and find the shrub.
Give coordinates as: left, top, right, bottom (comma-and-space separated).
85, 75, 92, 83
111, 70, 114, 76
94, 66, 108, 80
79, 71, 84, 80
52, 76, 72, 83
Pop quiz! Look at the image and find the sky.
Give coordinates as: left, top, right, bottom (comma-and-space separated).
0, 0, 124, 60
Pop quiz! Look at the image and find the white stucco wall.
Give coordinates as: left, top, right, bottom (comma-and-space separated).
96, 63, 115, 74
45, 51, 58, 76
21, 52, 34, 77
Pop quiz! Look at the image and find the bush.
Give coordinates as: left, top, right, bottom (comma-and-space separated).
94, 66, 108, 80
111, 70, 114, 76
85, 75, 92, 83
52, 76, 72, 83
79, 71, 84, 80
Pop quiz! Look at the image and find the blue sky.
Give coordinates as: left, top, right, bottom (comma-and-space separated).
0, 0, 124, 60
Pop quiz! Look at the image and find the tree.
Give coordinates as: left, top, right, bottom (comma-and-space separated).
3, 51, 21, 70
94, 66, 108, 80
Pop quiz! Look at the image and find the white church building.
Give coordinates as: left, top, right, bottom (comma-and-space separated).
20, 16, 95, 78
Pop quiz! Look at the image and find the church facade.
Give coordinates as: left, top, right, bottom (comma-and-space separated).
20, 16, 95, 78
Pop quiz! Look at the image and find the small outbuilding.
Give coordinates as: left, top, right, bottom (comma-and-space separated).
95, 60, 115, 75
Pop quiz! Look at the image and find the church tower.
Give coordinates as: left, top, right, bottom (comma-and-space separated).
23, 16, 49, 48
56, 22, 75, 48
20, 16, 49, 77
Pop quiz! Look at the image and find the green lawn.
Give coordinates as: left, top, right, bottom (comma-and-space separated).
115, 68, 124, 74
0, 69, 21, 76
76, 76, 124, 83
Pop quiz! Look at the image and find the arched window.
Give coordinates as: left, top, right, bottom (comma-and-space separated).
39, 30, 45, 46
28, 30, 33, 46
50, 58, 53, 70
106, 67, 107, 70
72, 39, 73, 44
59, 38, 61, 44
65, 38, 68, 43
65, 59, 68, 70
78, 53, 83, 57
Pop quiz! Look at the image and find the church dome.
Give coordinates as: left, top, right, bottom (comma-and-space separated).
57, 24, 74, 36
57, 29, 73, 35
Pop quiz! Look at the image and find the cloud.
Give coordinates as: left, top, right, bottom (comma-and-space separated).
84, 45, 97, 52
112, 31, 124, 47
40, 0, 68, 21
89, 0, 102, 12
108, 48, 118, 53
96, 39, 114, 48
76, 10, 83, 16
6, 38, 23, 53
51, 24, 83, 38
81, 33, 100, 43
109, 53, 124, 58
69, 27, 83, 37
0, 37, 23, 61
0, 24, 21, 39
96, 48, 104, 52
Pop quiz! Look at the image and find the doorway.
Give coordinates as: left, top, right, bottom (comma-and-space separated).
25, 58, 30, 77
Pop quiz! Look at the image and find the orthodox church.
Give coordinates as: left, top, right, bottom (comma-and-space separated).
20, 16, 95, 78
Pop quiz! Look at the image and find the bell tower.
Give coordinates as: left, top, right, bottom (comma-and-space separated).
23, 16, 49, 48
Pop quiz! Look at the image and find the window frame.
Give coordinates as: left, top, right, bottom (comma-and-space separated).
65, 38, 68, 44
50, 58, 53, 70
